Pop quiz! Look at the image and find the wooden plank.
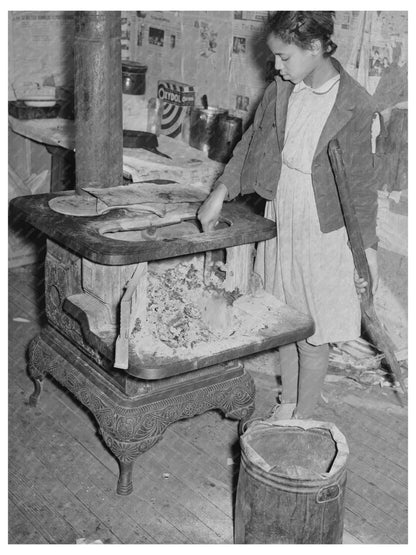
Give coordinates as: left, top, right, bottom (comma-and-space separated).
9, 466, 79, 544
9, 281, 45, 310
84, 180, 212, 206
223, 244, 255, 294
171, 412, 240, 479
342, 529, 362, 544
321, 379, 408, 437
344, 481, 407, 543
9, 293, 40, 322
132, 447, 233, 542
347, 466, 407, 519
78, 458, 192, 545
115, 262, 147, 369
8, 398, 185, 544
8, 499, 49, 544
341, 393, 408, 443
54, 414, 230, 543
313, 390, 408, 469
347, 438, 407, 488
9, 437, 123, 544
343, 507, 397, 544
148, 431, 234, 516
8, 251, 44, 269
8, 267, 45, 306
18, 374, 225, 544
13, 355, 235, 543
123, 455, 230, 544
8, 116, 75, 150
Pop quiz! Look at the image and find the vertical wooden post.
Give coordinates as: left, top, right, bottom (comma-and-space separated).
74, 11, 123, 192
223, 244, 256, 295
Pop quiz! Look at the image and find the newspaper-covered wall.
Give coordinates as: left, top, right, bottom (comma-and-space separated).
129, 11, 270, 125
125, 10, 409, 124
9, 11, 408, 120
8, 11, 74, 99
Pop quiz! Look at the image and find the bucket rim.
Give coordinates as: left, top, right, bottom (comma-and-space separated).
240, 419, 349, 480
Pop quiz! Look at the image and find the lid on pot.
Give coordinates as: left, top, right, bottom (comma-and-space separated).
122, 61, 148, 73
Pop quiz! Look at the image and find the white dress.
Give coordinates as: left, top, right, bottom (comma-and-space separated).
255, 74, 361, 346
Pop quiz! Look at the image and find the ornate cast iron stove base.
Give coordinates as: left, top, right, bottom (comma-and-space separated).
28, 326, 255, 495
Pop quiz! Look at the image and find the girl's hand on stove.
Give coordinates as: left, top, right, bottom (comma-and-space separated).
198, 182, 228, 232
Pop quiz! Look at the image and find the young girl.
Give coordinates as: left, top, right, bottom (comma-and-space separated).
198, 11, 382, 420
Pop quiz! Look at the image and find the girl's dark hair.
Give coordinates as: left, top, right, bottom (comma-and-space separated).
266, 11, 338, 58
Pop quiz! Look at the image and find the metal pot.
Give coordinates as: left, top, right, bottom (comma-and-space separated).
122, 62, 148, 95
189, 106, 242, 163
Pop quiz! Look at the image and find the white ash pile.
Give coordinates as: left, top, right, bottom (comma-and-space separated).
130, 254, 281, 358
132, 256, 241, 351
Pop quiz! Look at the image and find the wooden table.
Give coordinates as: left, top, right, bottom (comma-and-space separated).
9, 116, 76, 192
8, 116, 226, 191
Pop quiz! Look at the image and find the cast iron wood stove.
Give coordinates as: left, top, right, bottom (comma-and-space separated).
10, 12, 314, 495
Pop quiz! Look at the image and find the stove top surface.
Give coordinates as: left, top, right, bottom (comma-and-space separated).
10, 192, 276, 265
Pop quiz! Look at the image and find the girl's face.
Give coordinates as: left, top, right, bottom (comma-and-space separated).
267, 34, 322, 84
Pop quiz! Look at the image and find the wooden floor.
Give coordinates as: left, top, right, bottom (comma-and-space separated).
8, 262, 408, 544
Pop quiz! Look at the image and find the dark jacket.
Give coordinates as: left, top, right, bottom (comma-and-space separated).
216, 58, 382, 249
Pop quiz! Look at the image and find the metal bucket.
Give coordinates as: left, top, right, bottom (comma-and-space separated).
235, 419, 349, 544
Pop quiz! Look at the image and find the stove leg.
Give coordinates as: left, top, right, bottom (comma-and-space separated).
28, 378, 43, 407
99, 430, 164, 496
27, 336, 48, 407
117, 461, 134, 496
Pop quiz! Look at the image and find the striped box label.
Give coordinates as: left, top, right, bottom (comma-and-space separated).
158, 80, 195, 138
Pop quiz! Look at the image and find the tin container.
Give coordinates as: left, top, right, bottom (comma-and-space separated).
209, 114, 243, 163
122, 61, 148, 95
189, 106, 227, 153
189, 106, 242, 163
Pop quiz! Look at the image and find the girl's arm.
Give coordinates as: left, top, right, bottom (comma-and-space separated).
198, 82, 276, 230
197, 182, 228, 232
213, 81, 277, 201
